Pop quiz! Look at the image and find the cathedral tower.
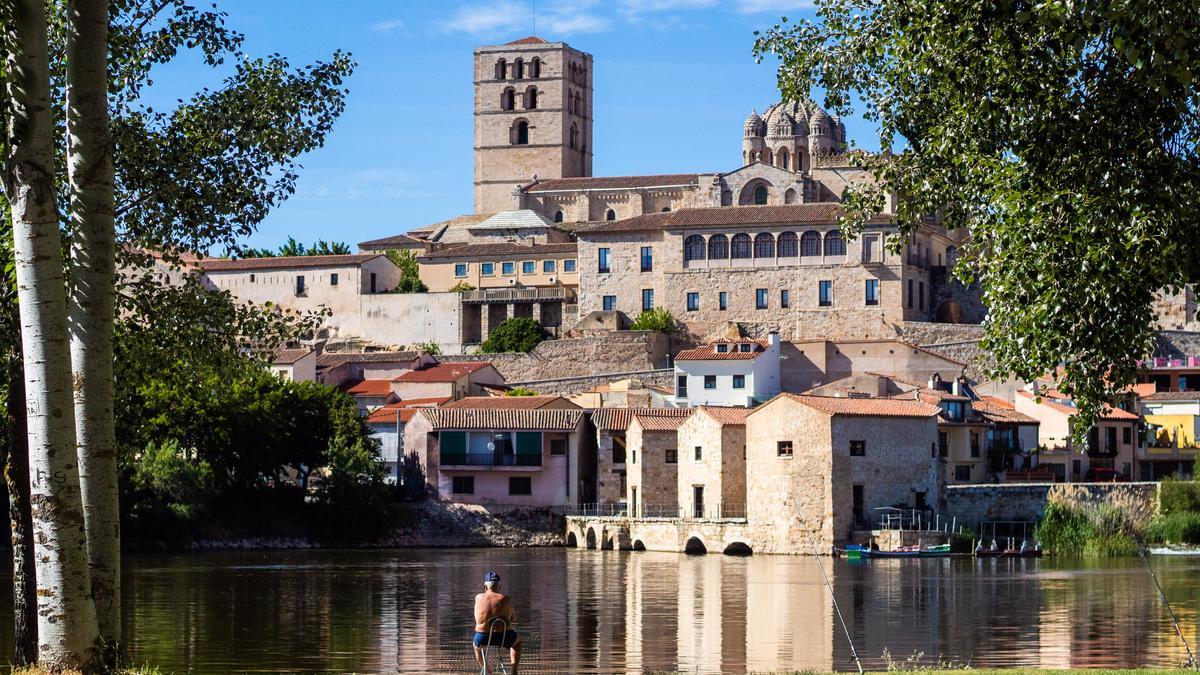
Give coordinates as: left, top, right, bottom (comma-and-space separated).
473, 37, 593, 214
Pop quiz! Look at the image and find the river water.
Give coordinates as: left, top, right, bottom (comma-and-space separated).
14, 548, 1200, 673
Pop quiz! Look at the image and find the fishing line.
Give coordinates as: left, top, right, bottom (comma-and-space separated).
1137, 542, 1196, 670
810, 538, 864, 675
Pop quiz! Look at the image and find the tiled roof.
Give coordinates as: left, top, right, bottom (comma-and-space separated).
579, 203, 889, 235
317, 351, 423, 368
442, 395, 578, 410
524, 174, 701, 193
365, 404, 421, 425
508, 36, 548, 44
768, 393, 940, 418
197, 254, 384, 271
394, 362, 492, 383
1142, 391, 1200, 402
1016, 391, 1140, 420
272, 348, 313, 365
974, 396, 1040, 425
675, 341, 768, 361
419, 242, 577, 261
589, 407, 692, 431
697, 406, 754, 425
632, 412, 693, 431
356, 233, 427, 249
418, 408, 583, 431
470, 210, 554, 230
341, 379, 394, 397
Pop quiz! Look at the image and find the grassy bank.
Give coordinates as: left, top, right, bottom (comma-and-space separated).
1036, 479, 1200, 556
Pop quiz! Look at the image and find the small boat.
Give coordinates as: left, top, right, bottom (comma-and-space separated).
975, 539, 1043, 558
842, 544, 953, 559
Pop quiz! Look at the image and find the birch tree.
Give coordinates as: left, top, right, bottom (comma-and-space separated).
65, 0, 120, 654
1, 0, 101, 669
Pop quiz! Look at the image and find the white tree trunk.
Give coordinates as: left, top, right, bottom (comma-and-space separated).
2, 0, 101, 669
65, 0, 121, 653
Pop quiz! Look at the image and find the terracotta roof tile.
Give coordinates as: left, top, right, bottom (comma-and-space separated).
974, 396, 1040, 425
524, 174, 701, 193
341, 379, 394, 397
697, 406, 754, 425
366, 404, 421, 425
272, 348, 313, 365
1143, 391, 1200, 402
197, 254, 385, 272
766, 393, 940, 419
589, 407, 692, 431
632, 412, 693, 431
675, 341, 767, 361
418, 408, 583, 431
317, 351, 423, 368
419, 242, 576, 261
442, 395, 578, 410
394, 362, 492, 383
507, 36, 548, 44
398, 396, 453, 407
1016, 391, 1140, 420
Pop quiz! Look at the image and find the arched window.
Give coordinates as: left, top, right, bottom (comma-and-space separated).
800, 230, 821, 257
777, 231, 798, 257
784, 188, 797, 204
778, 148, 789, 170
605, 209, 616, 221
721, 190, 732, 206
661, 207, 671, 212
731, 233, 752, 259
495, 59, 507, 80
753, 185, 769, 205
824, 230, 846, 256
575, 92, 583, 117
795, 152, 805, 172
524, 87, 538, 109
501, 87, 516, 111
708, 234, 729, 259
763, 149, 773, 166
530, 58, 541, 78
567, 90, 575, 114
569, 123, 578, 149
554, 210, 564, 223
684, 235, 706, 262
513, 58, 524, 79
754, 232, 775, 258
512, 120, 529, 145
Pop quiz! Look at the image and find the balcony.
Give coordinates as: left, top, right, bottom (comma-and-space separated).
459, 287, 577, 304
440, 452, 542, 469
1140, 356, 1200, 369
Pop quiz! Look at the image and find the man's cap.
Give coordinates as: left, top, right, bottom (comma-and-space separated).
484, 571, 500, 583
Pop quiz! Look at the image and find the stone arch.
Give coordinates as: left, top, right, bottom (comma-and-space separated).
721, 189, 733, 206
632, 539, 646, 551
529, 57, 541, 78
936, 300, 965, 324
495, 58, 507, 80
566, 531, 578, 548
605, 209, 616, 221
684, 234, 706, 262
524, 86, 538, 110
738, 179, 774, 206
614, 527, 633, 551
511, 118, 529, 145
684, 536, 707, 555
784, 188, 797, 204
586, 527, 597, 550
600, 527, 615, 551
778, 147, 790, 170
501, 87, 516, 111
723, 542, 753, 556
513, 57, 524, 79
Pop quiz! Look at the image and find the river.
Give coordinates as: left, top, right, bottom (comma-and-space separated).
10, 548, 1200, 672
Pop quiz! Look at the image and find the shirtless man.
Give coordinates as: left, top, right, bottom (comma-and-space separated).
473, 571, 522, 674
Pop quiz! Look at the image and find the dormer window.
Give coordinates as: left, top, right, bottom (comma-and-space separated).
739, 344, 752, 353
942, 401, 965, 422
716, 344, 729, 353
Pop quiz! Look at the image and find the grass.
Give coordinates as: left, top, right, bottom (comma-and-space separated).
13, 666, 166, 675
1146, 511, 1200, 545
1035, 502, 1139, 557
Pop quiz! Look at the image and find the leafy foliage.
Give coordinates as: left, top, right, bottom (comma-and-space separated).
1157, 477, 1200, 516
239, 237, 351, 258
506, 387, 538, 397
1035, 502, 1138, 557
479, 317, 549, 353
1146, 511, 1200, 544
414, 340, 441, 356
753, 0, 1200, 434
384, 249, 427, 293
629, 308, 680, 334
448, 281, 474, 293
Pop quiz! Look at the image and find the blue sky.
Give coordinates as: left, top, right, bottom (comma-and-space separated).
159, 1, 878, 250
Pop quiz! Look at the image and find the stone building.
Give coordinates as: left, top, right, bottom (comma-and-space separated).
626, 412, 693, 517
588, 407, 693, 507
745, 394, 940, 552
676, 406, 751, 519
316, 350, 438, 389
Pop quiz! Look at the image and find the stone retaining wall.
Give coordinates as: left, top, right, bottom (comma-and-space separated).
441, 330, 670, 381
946, 482, 1160, 531
506, 369, 674, 396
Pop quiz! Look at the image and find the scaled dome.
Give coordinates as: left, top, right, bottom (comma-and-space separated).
743, 110, 764, 137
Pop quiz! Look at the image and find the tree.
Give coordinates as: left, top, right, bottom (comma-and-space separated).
448, 280, 474, 293
2, 0, 101, 668
506, 386, 538, 396
480, 317, 548, 353
629, 308, 679, 334
753, 0, 1200, 432
385, 248, 427, 293
241, 237, 351, 258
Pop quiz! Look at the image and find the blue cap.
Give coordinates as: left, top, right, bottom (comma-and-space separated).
484, 571, 500, 584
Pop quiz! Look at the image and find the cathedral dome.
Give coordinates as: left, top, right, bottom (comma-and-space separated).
744, 110, 764, 137
769, 111, 795, 137
809, 107, 833, 134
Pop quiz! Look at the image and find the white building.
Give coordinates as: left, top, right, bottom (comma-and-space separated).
672, 333, 782, 407
271, 348, 316, 382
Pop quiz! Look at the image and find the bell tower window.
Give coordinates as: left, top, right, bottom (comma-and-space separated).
512, 119, 529, 145
501, 87, 515, 111
530, 57, 541, 78
525, 86, 538, 110
495, 59, 507, 80
513, 58, 524, 79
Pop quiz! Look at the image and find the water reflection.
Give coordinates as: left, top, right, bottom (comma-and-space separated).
19, 549, 1192, 673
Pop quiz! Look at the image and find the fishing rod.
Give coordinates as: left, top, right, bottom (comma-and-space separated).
1137, 541, 1197, 670
810, 538, 864, 675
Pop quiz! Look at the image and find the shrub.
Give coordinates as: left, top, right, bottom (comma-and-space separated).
448, 281, 474, 293
1035, 502, 1139, 557
415, 340, 441, 356
1146, 511, 1200, 544
480, 317, 548, 353
629, 307, 679, 334
384, 249, 428, 293
1158, 477, 1200, 516
506, 386, 538, 396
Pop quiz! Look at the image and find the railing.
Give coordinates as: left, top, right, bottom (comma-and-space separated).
639, 505, 680, 519
564, 503, 627, 517
459, 287, 577, 303
1140, 356, 1200, 368
562, 503, 747, 520
440, 452, 542, 467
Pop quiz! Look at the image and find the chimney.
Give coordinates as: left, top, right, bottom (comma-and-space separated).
951, 377, 962, 397
767, 330, 781, 349
928, 372, 942, 390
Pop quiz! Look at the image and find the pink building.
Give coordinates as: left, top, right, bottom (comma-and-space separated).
1014, 390, 1141, 481
404, 407, 596, 507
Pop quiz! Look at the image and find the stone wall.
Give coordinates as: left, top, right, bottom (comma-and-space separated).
507, 369, 674, 396
1156, 330, 1200, 358
677, 412, 747, 517
441, 330, 669, 381
945, 482, 1160, 531
626, 425, 680, 515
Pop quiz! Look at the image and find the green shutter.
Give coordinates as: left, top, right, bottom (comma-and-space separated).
515, 432, 542, 455
441, 431, 467, 464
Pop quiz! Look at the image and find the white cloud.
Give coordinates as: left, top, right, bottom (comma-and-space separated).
734, 0, 815, 13
370, 19, 405, 32
440, 0, 609, 36
439, 1, 527, 35
541, 13, 611, 34
618, 0, 718, 13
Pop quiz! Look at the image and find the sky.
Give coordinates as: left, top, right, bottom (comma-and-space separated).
152, 0, 880, 251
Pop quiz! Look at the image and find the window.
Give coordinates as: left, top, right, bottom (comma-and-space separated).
569, 123, 578, 149
777, 441, 793, 458
739, 343, 751, 353
525, 86, 538, 109
495, 58, 506, 80
919, 282, 926, 310
719, 292, 728, 311
602, 295, 616, 311
824, 230, 846, 256
598, 248, 610, 273
605, 209, 616, 221
754, 185, 769, 205
631, 450, 636, 464
330, 273, 339, 286
731, 234, 752, 259
907, 280, 914, 308
708, 234, 729, 259
640, 246, 654, 272
1123, 426, 1132, 445
938, 431, 949, 457
522, 260, 535, 274
295, 275, 306, 295
686, 292, 699, 312
756, 288, 768, 310
865, 279, 880, 306
550, 439, 566, 456
716, 344, 729, 353
513, 120, 529, 145
249, 274, 255, 283
543, 260, 556, 273
529, 57, 540, 78
777, 231, 798, 257
955, 465, 971, 482
563, 259, 576, 272
800, 230, 821, 257
665, 449, 678, 464
819, 280, 833, 307
481, 263, 495, 276
942, 401, 965, 421
676, 375, 688, 398
641, 289, 654, 311
754, 233, 775, 258
455, 263, 468, 278
694, 446, 702, 461
732, 374, 745, 389
862, 235, 880, 263
502, 262, 515, 275
661, 207, 671, 213
508, 477, 532, 496
501, 87, 515, 110
370, 272, 377, 294
452, 476, 475, 494
684, 235, 706, 262
850, 440, 866, 456
704, 375, 716, 389
513, 58, 523, 79
553, 210, 563, 223
780, 289, 790, 308
970, 432, 981, 458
